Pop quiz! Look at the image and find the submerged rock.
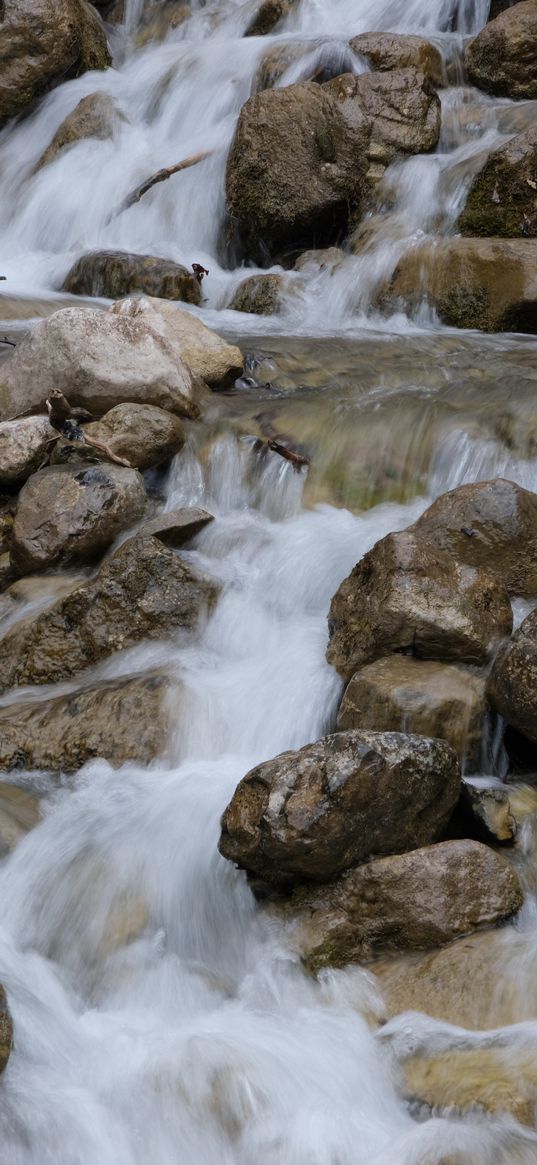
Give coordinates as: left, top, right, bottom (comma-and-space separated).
111, 296, 243, 388
464, 1, 537, 100
0, 416, 55, 485
229, 273, 288, 315
0, 781, 41, 856
401, 1044, 537, 1128
34, 91, 123, 172
488, 609, 537, 745
458, 127, 537, 238
0, 985, 13, 1073
135, 0, 189, 45
349, 32, 444, 86
63, 251, 202, 305
84, 403, 185, 470
245, 0, 296, 36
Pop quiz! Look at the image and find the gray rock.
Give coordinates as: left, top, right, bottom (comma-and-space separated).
465, 1, 537, 100
0, 416, 55, 485
139, 507, 213, 546
34, 91, 123, 172
84, 403, 185, 470
63, 251, 202, 306
111, 296, 243, 389
488, 608, 537, 744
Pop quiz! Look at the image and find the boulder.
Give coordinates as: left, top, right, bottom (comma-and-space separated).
253, 39, 356, 92
245, 0, 295, 36
0, 985, 12, 1074
0, 781, 41, 856
219, 731, 461, 888
349, 33, 444, 87
0, 0, 110, 128
0, 416, 55, 485
111, 296, 243, 388
401, 1045, 537, 1128
488, 609, 537, 744
464, 1, 537, 100
0, 305, 200, 421
413, 478, 537, 597
139, 506, 213, 545
460, 779, 516, 843
84, 403, 185, 470
326, 529, 512, 682
34, 92, 124, 172
229, 273, 288, 315
63, 251, 201, 306
458, 127, 537, 238
0, 673, 182, 772
378, 237, 537, 332
336, 657, 486, 769
136, 0, 189, 45
0, 534, 218, 690
10, 463, 146, 574
289, 839, 523, 968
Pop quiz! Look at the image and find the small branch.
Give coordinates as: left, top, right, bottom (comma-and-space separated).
0, 336, 15, 347
268, 439, 310, 468
112, 150, 213, 219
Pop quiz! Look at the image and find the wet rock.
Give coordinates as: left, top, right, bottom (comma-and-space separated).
84, 403, 185, 470
0, 0, 111, 128
326, 529, 512, 682
63, 251, 201, 306
336, 657, 486, 769
0, 781, 41, 856
400, 1046, 537, 1127
10, 463, 146, 574
349, 33, 444, 87
0, 534, 218, 690
229, 273, 288, 315
139, 506, 213, 545
0, 304, 199, 421
0, 416, 55, 485
219, 731, 461, 888
290, 839, 523, 968
465, 1, 537, 100
111, 295, 243, 388
458, 127, 537, 238
34, 92, 123, 172
0, 985, 13, 1073
253, 39, 355, 92
293, 246, 343, 272
460, 779, 516, 843
245, 0, 295, 36
136, 0, 190, 45
0, 673, 182, 772
252, 40, 311, 90
488, 609, 537, 744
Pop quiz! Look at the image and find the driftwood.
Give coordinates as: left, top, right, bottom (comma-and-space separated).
114, 150, 213, 217
253, 416, 310, 471
46, 390, 133, 468
267, 439, 310, 468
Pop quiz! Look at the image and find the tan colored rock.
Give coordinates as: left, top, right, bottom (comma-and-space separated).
337, 657, 486, 768
111, 296, 243, 388
34, 92, 123, 172
0, 985, 12, 1074
135, 0, 189, 45
63, 251, 201, 306
488, 608, 537, 744
219, 731, 461, 887
401, 1046, 537, 1127
229, 274, 288, 315
465, 1, 537, 100
458, 126, 537, 238
10, 463, 146, 574
461, 779, 516, 843
139, 506, 213, 545
0, 782, 41, 856
252, 40, 310, 91
349, 32, 444, 86
85, 403, 185, 470
326, 529, 512, 682
0, 416, 55, 485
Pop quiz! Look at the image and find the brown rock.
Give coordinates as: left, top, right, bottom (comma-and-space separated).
135, 0, 189, 45
111, 296, 243, 389
349, 33, 444, 87
458, 127, 537, 238
488, 608, 537, 744
0, 416, 55, 485
465, 1, 537, 100
0, 781, 41, 857
229, 274, 288, 315
63, 251, 201, 305
401, 1046, 537, 1127
245, 0, 295, 36
460, 779, 516, 843
85, 403, 185, 470
34, 91, 123, 172
139, 506, 213, 545
253, 39, 355, 92
0, 985, 12, 1074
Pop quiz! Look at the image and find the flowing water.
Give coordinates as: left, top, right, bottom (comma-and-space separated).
2, 0, 537, 1161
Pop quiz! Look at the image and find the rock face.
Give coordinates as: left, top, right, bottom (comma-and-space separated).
229, 273, 288, 315
35, 92, 123, 172
488, 609, 537, 744
326, 529, 512, 682
337, 657, 486, 769
290, 839, 523, 968
413, 478, 537, 597
349, 32, 444, 86
0, 0, 111, 128
464, 1, 537, 100
0, 305, 199, 421
10, 464, 146, 574
219, 731, 461, 887
458, 127, 537, 238
84, 403, 185, 470
139, 506, 213, 546
111, 296, 243, 388
0, 416, 55, 485
0, 985, 12, 1074
63, 251, 202, 305
0, 534, 218, 690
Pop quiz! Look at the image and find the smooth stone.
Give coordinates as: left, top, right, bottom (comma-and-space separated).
488, 608, 537, 744
84, 403, 185, 470
465, 0, 537, 100
63, 250, 202, 306
34, 91, 123, 172
139, 507, 214, 546
0, 416, 55, 485
111, 296, 243, 388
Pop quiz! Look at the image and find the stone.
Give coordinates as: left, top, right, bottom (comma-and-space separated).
34, 92, 123, 172
289, 840, 523, 969
336, 657, 486, 769
349, 32, 444, 86
111, 295, 243, 388
294, 246, 343, 272
63, 251, 201, 306
401, 1046, 537, 1128
139, 506, 213, 546
488, 609, 537, 744
84, 403, 185, 470
0, 673, 182, 772
458, 127, 537, 238
464, 1, 537, 100
0, 534, 218, 691
253, 39, 356, 92
460, 779, 516, 843
0, 305, 200, 421
413, 478, 537, 597
245, 0, 295, 36
0, 416, 55, 485
229, 273, 288, 315
135, 0, 189, 45
0, 781, 41, 857
10, 463, 146, 574
0, 0, 110, 128
326, 529, 512, 682
0, 985, 12, 1074
219, 731, 461, 888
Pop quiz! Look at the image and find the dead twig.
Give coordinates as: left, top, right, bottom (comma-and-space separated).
112, 150, 213, 219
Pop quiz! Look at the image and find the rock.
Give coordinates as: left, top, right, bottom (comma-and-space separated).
401, 1045, 537, 1128
84, 403, 185, 470
219, 731, 461, 888
294, 246, 343, 272
225, 82, 369, 264
63, 251, 201, 306
413, 478, 537, 597
245, 0, 294, 36
0, 305, 199, 421
139, 506, 213, 546
34, 92, 123, 172
460, 779, 516, 843
0, 985, 12, 1074
326, 529, 512, 682
135, 0, 189, 45
0, 534, 218, 690
289, 840, 523, 969
349, 33, 444, 87
10, 464, 146, 574
253, 40, 356, 92
0, 416, 55, 485
111, 295, 243, 389
464, 1, 537, 100
336, 657, 486, 769
458, 127, 537, 238
0, 673, 182, 772
0, 781, 41, 856
229, 273, 288, 315
0, 0, 111, 128
488, 609, 537, 745
377, 237, 537, 332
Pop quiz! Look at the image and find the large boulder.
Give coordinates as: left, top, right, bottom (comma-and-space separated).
326, 529, 512, 682
0, 986, 12, 1074
289, 839, 523, 968
337, 657, 486, 769
349, 32, 444, 86
0, 0, 110, 127
63, 251, 202, 306
413, 478, 537, 597
219, 731, 461, 888
84, 403, 185, 470
464, 1, 537, 100
488, 609, 537, 744
10, 464, 146, 574
111, 296, 243, 388
0, 416, 55, 485
458, 127, 537, 238
0, 305, 200, 421
35, 92, 124, 172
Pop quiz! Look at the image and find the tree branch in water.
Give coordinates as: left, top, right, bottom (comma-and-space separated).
113, 150, 213, 218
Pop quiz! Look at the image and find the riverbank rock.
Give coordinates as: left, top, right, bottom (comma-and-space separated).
0, 534, 218, 690
349, 33, 444, 86
326, 529, 512, 682
0, 0, 111, 128
0, 673, 182, 772
458, 127, 537, 238
0, 986, 12, 1073
84, 403, 185, 470
0, 305, 200, 421
139, 506, 213, 545
111, 296, 243, 388
488, 609, 537, 744
290, 840, 523, 968
0, 416, 55, 485
34, 92, 123, 172
63, 251, 201, 305
229, 273, 288, 315
464, 1, 537, 100
219, 731, 461, 888
336, 658, 486, 769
